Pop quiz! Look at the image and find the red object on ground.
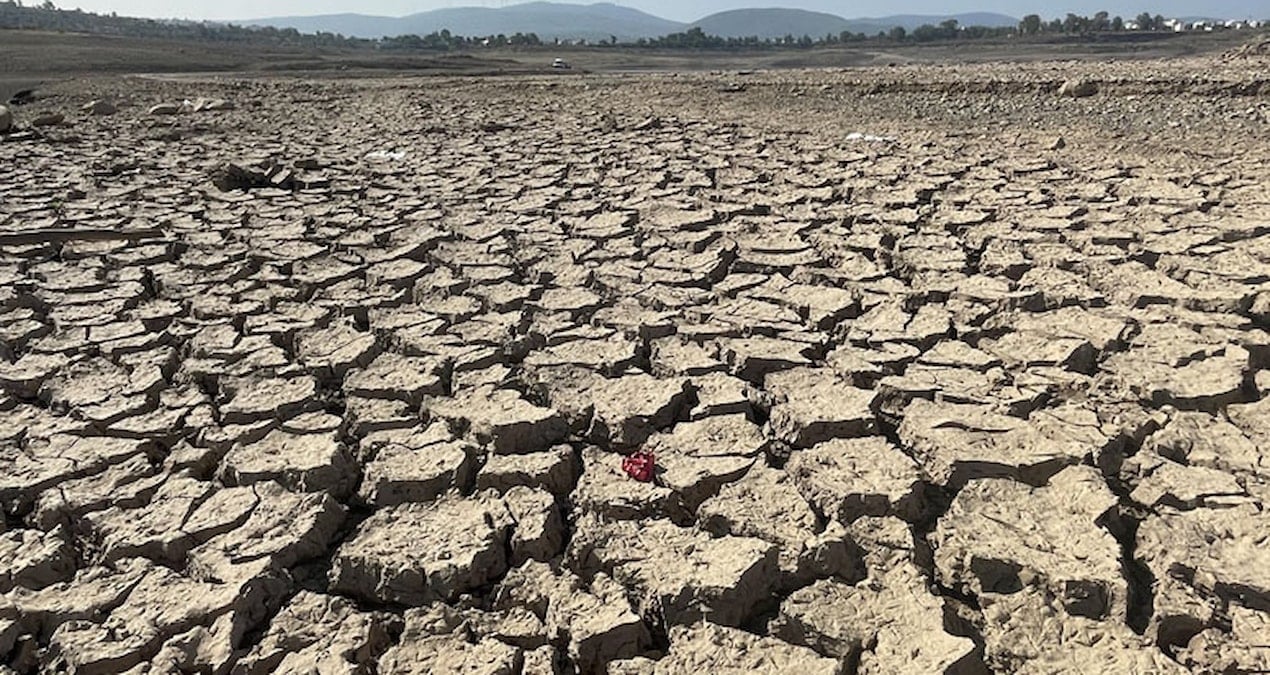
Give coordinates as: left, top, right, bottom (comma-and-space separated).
622, 450, 656, 482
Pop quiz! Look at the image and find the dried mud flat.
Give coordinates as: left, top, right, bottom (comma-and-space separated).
0, 52, 1269, 674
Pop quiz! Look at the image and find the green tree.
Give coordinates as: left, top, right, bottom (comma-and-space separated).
1019, 14, 1042, 35
888, 25, 906, 40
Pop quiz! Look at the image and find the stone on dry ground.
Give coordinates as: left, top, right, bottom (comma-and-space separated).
3, 57, 1269, 673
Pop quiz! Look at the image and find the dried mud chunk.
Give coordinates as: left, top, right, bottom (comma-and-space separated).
476, 445, 578, 495
648, 414, 766, 510
721, 336, 815, 383
358, 440, 475, 506
766, 369, 877, 448
189, 482, 346, 583
983, 307, 1132, 354
84, 476, 257, 564
572, 447, 681, 521
687, 371, 754, 419
547, 573, 650, 672
1227, 397, 1270, 468
330, 494, 512, 605
1102, 324, 1249, 410
1120, 451, 1249, 510
378, 627, 519, 675
931, 466, 1125, 620
1176, 605, 1270, 675
6, 559, 151, 640
464, 606, 546, 650
533, 287, 604, 320
345, 396, 417, 438
0, 353, 68, 398
343, 352, 444, 405
786, 436, 926, 524
0, 434, 148, 510
219, 428, 356, 497
980, 589, 1186, 674
522, 337, 639, 374
848, 301, 951, 348
219, 376, 320, 426
521, 645, 559, 674
297, 322, 381, 382
649, 337, 725, 376
426, 385, 567, 454
699, 465, 858, 585
1136, 503, 1270, 613
584, 374, 690, 449
979, 332, 1096, 373
1144, 410, 1267, 478
45, 563, 241, 675
232, 591, 396, 675
658, 622, 842, 674
0, 528, 74, 592
771, 566, 979, 673
503, 486, 564, 564
896, 399, 1109, 488
568, 516, 778, 627
30, 453, 164, 530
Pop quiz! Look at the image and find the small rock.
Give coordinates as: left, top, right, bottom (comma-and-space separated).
82, 100, 117, 116
1058, 78, 1098, 98
30, 112, 64, 127
148, 103, 181, 116
210, 162, 269, 192
0, 105, 12, 132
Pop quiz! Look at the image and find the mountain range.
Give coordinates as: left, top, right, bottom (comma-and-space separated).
243, 2, 1019, 41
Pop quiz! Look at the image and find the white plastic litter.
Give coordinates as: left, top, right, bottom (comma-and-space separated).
365, 150, 408, 161
845, 132, 897, 143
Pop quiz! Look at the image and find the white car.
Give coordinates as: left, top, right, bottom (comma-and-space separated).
552, 58, 571, 70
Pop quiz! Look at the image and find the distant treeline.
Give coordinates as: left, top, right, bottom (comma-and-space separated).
0, 1, 1262, 53
0, 1, 365, 46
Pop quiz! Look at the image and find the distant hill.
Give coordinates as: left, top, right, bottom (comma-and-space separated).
689, 8, 853, 39
688, 8, 1019, 38
245, 2, 687, 41
244, 4, 1022, 42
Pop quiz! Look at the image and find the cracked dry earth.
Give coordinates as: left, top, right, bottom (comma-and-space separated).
1, 54, 1269, 674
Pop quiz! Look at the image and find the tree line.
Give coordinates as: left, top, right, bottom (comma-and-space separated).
1, 2, 1263, 53
1018, 12, 1174, 34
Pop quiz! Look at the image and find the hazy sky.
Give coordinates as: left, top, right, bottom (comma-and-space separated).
55, 0, 1269, 23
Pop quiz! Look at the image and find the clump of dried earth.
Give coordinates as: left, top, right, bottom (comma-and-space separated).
1, 53, 1269, 674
